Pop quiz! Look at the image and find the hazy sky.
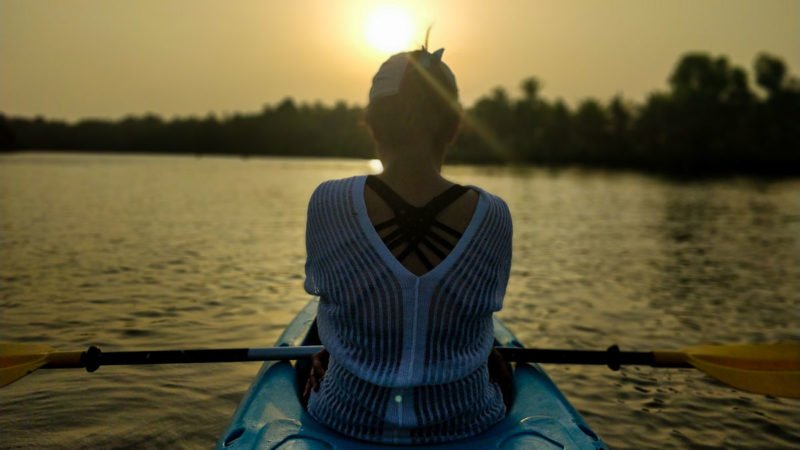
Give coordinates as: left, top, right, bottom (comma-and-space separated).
2, 0, 798, 121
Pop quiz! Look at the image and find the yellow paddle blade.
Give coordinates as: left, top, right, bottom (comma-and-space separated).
685, 343, 800, 398
0, 343, 56, 387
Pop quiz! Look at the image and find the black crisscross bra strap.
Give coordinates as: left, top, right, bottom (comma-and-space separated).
366, 175, 471, 270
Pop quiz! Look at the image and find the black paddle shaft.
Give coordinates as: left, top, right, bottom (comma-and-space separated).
62, 344, 690, 373
77, 346, 323, 372
81, 347, 250, 372
496, 345, 692, 370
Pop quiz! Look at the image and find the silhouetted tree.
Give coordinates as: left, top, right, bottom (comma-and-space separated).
0, 114, 15, 150
607, 95, 634, 165
755, 53, 787, 97
3, 52, 799, 175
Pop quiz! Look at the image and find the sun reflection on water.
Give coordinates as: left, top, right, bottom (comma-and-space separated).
368, 158, 384, 173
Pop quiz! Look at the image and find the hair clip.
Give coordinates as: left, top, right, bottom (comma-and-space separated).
419, 48, 445, 69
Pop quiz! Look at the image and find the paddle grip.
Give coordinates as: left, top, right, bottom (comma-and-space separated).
83, 346, 101, 372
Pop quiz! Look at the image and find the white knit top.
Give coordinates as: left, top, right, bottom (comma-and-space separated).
304, 175, 513, 444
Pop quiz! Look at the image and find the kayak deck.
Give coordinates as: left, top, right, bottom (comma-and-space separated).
217, 299, 608, 449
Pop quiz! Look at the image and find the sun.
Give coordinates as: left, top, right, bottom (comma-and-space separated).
365, 5, 414, 54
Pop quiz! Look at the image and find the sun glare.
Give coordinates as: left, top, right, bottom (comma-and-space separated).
365, 5, 414, 54
368, 159, 384, 173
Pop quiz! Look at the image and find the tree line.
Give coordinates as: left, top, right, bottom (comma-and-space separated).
1, 52, 798, 175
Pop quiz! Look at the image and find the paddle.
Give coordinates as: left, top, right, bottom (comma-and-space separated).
1, 342, 798, 398
0, 343, 324, 389
496, 343, 800, 398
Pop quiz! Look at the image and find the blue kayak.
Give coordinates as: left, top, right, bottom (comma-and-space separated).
216, 299, 608, 449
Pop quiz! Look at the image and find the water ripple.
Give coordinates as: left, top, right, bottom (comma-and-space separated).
1, 153, 798, 449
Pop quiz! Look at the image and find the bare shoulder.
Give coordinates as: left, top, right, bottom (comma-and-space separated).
438, 187, 479, 231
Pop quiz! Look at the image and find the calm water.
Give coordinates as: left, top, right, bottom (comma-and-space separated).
1, 152, 798, 449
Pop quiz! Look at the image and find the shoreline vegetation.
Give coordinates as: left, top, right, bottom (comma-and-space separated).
1, 52, 798, 176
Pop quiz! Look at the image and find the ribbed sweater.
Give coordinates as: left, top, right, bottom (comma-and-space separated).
304, 175, 513, 444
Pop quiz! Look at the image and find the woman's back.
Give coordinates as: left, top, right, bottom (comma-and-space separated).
304, 175, 512, 444
364, 174, 480, 276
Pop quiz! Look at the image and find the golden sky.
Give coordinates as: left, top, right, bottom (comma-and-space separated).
1, 0, 798, 121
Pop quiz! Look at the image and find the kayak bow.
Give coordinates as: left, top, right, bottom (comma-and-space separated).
216, 298, 608, 449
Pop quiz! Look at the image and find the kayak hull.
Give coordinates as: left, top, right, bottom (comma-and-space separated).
217, 299, 607, 449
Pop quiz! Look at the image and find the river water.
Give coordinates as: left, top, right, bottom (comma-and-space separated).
1, 152, 798, 449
